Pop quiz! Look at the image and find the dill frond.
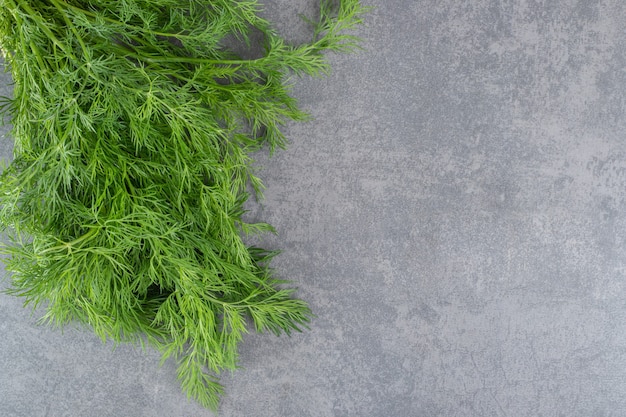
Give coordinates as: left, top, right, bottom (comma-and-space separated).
0, 0, 367, 409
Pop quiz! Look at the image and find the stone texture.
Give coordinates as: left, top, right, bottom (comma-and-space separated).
1, 0, 625, 416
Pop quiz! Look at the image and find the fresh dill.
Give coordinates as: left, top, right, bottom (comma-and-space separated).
0, 0, 366, 409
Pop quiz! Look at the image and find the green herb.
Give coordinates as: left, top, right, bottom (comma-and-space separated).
0, 0, 366, 409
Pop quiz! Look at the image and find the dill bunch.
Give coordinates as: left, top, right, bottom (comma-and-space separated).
0, 0, 366, 409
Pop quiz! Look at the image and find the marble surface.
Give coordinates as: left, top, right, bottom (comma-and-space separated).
1, 1, 626, 415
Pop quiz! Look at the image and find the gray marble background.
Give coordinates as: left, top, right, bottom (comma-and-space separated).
1, 1, 626, 416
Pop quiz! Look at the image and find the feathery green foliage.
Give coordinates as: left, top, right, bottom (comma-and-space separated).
0, 0, 366, 409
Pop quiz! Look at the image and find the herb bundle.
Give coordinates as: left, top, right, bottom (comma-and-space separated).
0, 0, 365, 409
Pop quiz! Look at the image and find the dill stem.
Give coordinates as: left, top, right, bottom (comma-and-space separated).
38, 227, 100, 254
47, 0, 91, 61
12, 0, 75, 61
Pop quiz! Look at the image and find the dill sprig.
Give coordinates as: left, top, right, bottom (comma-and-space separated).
0, 0, 366, 409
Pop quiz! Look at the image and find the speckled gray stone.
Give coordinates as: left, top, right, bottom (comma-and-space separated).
1, 1, 626, 416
